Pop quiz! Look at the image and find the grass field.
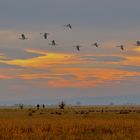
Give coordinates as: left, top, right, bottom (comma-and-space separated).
0, 106, 140, 140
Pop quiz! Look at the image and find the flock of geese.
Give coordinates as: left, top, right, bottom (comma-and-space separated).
18, 24, 140, 51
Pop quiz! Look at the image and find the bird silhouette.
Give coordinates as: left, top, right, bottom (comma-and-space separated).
40, 33, 49, 39
19, 34, 27, 40
64, 24, 72, 29
73, 45, 81, 51
116, 45, 124, 51
136, 41, 140, 46
91, 42, 99, 47
49, 40, 57, 46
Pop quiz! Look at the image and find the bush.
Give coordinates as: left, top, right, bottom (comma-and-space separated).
59, 101, 66, 109
120, 110, 129, 114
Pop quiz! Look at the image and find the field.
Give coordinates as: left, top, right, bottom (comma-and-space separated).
0, 106, 140, 140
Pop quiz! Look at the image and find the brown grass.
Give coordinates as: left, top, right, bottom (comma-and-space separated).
0, 106, 140, 140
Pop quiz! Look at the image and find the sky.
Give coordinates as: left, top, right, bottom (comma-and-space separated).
0, 0, 140, 105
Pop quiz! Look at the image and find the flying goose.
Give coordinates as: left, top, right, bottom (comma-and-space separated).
49, 40, 57, 46
91, 42, 99, 47
40, 33, 49, 39
73, 45, 82, 51
136, 41, 140, 46
19, 34, 27, 40
64, 24, 72, 29
116, 45, 124, 51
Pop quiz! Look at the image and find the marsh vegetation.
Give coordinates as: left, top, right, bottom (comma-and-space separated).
0, 105, 140, 140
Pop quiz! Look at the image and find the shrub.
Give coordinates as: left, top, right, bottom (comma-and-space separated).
59, 101, 66, 109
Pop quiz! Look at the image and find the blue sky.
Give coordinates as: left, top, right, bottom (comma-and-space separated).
0, 0, 140, 105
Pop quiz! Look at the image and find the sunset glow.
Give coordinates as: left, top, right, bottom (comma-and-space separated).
0, 0, 140, 104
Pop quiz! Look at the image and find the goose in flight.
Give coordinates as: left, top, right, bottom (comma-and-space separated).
19, 34, 27, 40
40, 33, 49, 39
116, 45, 124, 51
64, 24, 72, 29
136, 41, 140, 46
73, 45, 81, 51
91, 42, 99, 47
49, 40, 57, 46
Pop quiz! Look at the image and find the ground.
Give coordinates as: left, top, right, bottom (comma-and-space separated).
0, 106, 140, 140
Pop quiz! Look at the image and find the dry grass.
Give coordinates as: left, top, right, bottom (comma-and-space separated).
0, 106, 140, 140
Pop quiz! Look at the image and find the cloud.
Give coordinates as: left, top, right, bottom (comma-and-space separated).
0, 50, 75, 68
0, 62, 22, 69
11, 68, 139, 88
115, 65, 140, 72
81, 55, 126, 62
0, 47, 45, 60
0, 75, 14, 79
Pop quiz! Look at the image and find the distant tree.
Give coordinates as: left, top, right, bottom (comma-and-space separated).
59, 101, 66, 109
37, 104, 40, 110
19, 104, 24, 110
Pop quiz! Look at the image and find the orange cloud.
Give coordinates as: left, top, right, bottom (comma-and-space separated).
0, 75, 14, 79
16, 68, 140, 88
0, 49, 75, 68
47, 68, 140, 88
0, 49, 140, 88
122, 56, 140, 66
133, 47, 140, 53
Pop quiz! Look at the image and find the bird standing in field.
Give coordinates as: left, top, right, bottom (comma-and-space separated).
19, 34, 27, 40
64, 24, 72, 29
116, 45, 124, 51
